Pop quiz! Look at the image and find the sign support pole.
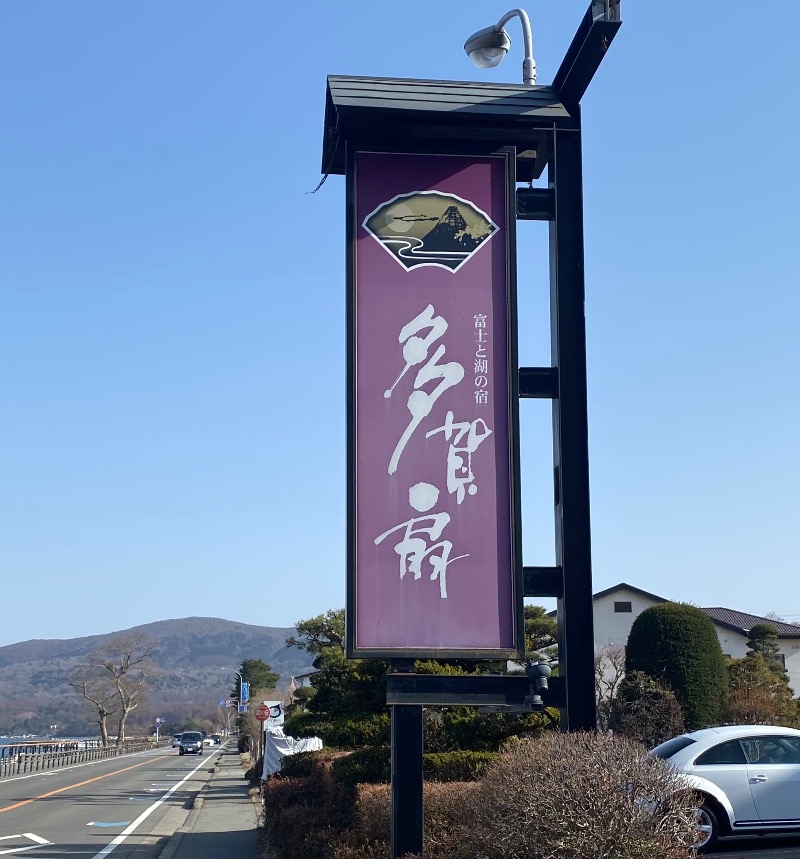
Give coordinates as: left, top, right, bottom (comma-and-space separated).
390, 659, 423, 859
549, 120, 596, 731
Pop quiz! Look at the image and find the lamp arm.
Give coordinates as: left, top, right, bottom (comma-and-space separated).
496, 8, 536, 84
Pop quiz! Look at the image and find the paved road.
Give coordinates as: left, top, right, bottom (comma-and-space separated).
710, 833, 800, 857
0, 743, 222, 858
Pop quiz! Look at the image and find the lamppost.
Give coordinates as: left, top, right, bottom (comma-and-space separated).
464, 8, 536, 85
221, 667, 243, 700
221, 668, 244, 731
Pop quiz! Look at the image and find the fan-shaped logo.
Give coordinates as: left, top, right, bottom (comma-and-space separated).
363, 191, 498, 273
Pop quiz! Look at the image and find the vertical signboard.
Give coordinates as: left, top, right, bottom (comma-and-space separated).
347, 149, 522, 658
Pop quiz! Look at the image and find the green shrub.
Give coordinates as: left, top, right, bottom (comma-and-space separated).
327, 747, 497, 786
626, 602, 728, 729
423, 750, 496, 782
279, 751, 316, 778
282, 710, 334, 740
283, 711, 389, 749
424, 707, 550, 753
324, 713, 390, 748
330, 746, 390, 785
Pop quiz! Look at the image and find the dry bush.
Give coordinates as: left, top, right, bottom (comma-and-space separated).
265, 735, 699, 859
465, 732, 698, 859
262, 751, 355, 859
334, 782, 476, 859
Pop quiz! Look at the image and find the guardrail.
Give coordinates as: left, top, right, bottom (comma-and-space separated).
0, 738, 170, 779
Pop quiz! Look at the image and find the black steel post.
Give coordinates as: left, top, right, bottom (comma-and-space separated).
390, 700, 424, 858
549, 116, 596, 731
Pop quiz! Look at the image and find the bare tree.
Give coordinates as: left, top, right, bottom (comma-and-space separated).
595, 644, 627, 730
98, 633, 159, 745
66, 633, 159, 746
65, 668, 120, 747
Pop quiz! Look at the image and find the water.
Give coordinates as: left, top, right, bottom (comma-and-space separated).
0, 735, 98, 746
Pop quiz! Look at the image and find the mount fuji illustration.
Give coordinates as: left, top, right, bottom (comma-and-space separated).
363, 191, 498, 273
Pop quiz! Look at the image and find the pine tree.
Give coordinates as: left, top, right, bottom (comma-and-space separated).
746, 622, 789, 683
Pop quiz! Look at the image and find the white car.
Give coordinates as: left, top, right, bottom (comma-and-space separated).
650, 725, 800, 852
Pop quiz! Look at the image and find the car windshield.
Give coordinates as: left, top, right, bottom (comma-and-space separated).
650, 736, 697, 759
182, 733, 202, 741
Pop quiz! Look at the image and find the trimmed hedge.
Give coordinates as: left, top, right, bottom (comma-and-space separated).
282, 711, 389, 748
330, 746, 389, 785
424, 750, 497, 782
328, 747, 497, 785
264, 734, 700, 859
279, 751, 316, 778
263, 751, 355, 859
324, 714, 390, 748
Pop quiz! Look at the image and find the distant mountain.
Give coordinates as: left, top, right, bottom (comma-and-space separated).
0, 617, 313, 737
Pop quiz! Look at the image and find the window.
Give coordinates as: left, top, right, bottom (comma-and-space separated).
741, 737, 800, 765
614, 601, 632, 613
695, 740, 747, 766
650, 736, 696, 760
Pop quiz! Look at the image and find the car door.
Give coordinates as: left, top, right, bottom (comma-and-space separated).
691, 739, 759, 823
741, 736, 800, 823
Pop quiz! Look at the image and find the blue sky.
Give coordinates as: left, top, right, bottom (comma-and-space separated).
1, 1, 798, 647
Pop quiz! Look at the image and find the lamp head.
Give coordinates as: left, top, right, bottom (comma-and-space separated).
464, 25, 511, 70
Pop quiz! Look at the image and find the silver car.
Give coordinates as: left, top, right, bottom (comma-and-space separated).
651, 725, 800, 852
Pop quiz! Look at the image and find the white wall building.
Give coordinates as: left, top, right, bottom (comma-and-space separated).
591, 583, 800, 696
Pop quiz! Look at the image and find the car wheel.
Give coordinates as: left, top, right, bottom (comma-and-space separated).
696, 802, 719, 853
179, 750, 184, 756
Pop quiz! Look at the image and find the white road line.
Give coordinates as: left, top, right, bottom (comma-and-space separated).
0, 833, 52, 854
90, 749, 221, 859
21, 835, 49, 845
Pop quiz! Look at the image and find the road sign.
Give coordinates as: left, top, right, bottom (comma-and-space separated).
240, 681, 249, 703
253, 703, 270, 721
155, 717, 163, 724
218, 699, 226, 708
225, 698, 233, 707
237, 704, 247, 714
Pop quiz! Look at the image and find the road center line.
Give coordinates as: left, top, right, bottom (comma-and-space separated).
0, 760, 152, 813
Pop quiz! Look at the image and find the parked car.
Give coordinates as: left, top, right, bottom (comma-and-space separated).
171, 734, 182, 748
650, 725, 800, 852
178, 731, 204, 756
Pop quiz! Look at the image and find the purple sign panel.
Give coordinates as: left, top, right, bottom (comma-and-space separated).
348, 150, 522, 658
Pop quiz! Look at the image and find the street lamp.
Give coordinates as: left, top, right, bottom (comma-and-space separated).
221, 667, 245, 708
464, 8, 536, 85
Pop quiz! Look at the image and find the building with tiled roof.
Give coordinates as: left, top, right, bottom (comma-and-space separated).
592, 583, 800, 696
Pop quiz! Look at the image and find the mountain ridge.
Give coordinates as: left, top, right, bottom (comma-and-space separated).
0, 616, 313, 736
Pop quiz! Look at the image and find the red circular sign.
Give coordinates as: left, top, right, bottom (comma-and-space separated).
254, 704, 270, 721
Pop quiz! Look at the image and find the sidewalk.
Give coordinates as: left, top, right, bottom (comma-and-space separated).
158, 745, 262, 859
